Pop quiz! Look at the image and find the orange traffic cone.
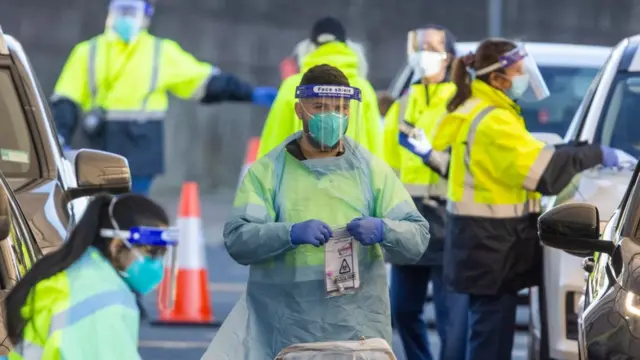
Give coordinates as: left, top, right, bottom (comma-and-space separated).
237, 137, 260, 189
152, 182, 220, 327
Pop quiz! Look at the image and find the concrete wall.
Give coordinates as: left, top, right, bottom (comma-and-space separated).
0, 0, 638, 191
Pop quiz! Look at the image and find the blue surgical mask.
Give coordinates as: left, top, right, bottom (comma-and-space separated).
121, 253, 164, 295
308, 112, 348, 148
506, 74, 530, 100
113, 16, 139, 43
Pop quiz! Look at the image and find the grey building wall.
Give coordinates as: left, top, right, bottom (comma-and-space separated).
0, 0, 638, 192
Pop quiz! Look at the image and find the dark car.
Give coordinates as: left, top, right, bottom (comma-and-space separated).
539, 159, 640, 359
0, 28, 131, 255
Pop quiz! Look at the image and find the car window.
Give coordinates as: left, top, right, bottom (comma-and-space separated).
521, 66, 600, 135
593, 74, 640, 163
0, 68, 37, 178
0, 185, 34, 289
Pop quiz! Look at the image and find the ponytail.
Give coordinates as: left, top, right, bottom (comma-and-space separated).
4, 194, 113, 345
447, 52, 475, 112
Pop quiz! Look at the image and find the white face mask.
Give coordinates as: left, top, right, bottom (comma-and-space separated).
419, 51, 446, 77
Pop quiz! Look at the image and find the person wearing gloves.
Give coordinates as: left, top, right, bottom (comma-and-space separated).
257, 16, 382, 159
4, 194, 178, 359
400, 38, 619, 359
385, 25, 467, 360
202, 64, 430, 359
51, 0, 277, 195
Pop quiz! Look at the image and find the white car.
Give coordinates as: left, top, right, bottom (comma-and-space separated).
386, 41, 612, 360
533, 36, 640, 360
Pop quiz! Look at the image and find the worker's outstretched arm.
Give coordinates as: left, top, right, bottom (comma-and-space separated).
224, 159, 294, 265
477, 110, 603, 196
161, 39, 256, 103
256, 77, 298, 159
50, 42, 92, 147
371, 157, 430, 264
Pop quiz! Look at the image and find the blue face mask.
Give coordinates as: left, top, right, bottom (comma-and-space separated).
308, 112, 348, 148
113, 16, 139, 43
122, 254, 164, 295
506, 74, 530, 100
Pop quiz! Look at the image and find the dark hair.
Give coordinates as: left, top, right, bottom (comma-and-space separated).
4, 193, 169, 345
299, 64, 350, 86
447, 38, 516, 112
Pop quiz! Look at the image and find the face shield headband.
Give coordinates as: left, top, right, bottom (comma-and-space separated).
295, 85, 362, 149
474, 45, 550, 102
99, 197, 178, 253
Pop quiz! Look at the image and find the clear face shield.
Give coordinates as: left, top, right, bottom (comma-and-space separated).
475, 44, 551, 102
295, 84, 362, 152
406, 28, 449, 81
99, 199, 179, 302
106, 0, 151, 43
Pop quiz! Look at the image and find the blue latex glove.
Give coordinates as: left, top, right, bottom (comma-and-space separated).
290, 219, 333, 247
63, 145, 72, 151
601, 145, 620, 167
346, 217, 384, 246
399, 129, 432, 161
252, 86, 278, 107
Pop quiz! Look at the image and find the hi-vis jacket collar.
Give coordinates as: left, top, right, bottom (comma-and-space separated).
471, 79, 521, 115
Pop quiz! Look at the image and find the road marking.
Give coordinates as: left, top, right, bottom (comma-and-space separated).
208, 282, 246, 292
139, 340, 211, 349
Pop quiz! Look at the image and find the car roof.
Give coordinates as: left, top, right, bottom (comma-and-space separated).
456, 41, 611, 68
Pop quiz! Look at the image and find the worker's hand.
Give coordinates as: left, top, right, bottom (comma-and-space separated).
601, 145, 620, 168
346, 217, 384, 246
290, 219, 333, 247
399, 128, 432, 161
252, 86, 278, 107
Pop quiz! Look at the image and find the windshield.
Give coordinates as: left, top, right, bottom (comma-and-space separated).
521, 66, 599, 135
594, 74, 640, 163
0, 68, 37, 178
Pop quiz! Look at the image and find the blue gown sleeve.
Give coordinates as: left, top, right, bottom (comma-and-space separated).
223, 159, 294, 265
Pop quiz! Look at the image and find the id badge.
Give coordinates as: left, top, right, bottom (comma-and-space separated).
324, 227, 360, 297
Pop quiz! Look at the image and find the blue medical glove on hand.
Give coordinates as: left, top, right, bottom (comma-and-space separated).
290, 219, 333, 247
399, 129, 432, 161
601, 145, 620, 167
63, 145, 71, 151
346, 217, 384, 246
252, 86, 278, 107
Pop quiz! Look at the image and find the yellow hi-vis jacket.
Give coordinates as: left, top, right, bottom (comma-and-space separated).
52, 30, 215, 176
9, 248, 140, 360
52, 30, 213, 117
382, 82, 455, 197
440, 80, 555, 294
256, 42, 382, 159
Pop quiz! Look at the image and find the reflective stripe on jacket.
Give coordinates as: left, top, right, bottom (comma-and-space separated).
9, 248, 140, 360
443, 79, 550, 295
383, 82, 455, 197
51, 31, 215, 176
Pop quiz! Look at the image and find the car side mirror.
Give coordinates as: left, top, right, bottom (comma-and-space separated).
531, 132, 564, 146
538, 203, 614, 257
66, 149, 131, 200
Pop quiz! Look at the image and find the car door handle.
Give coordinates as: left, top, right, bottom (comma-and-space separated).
582, 256, 595, 273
